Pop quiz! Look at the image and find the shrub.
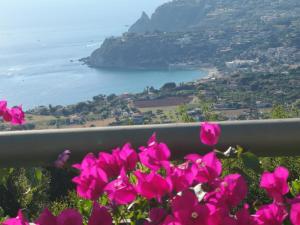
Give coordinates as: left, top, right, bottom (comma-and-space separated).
3, 122, 300, 225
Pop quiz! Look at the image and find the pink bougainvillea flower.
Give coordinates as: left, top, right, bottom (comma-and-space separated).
72, 167, 108, 200
10, 105, 25, 125
2, 210, 30, 225
112, 143, 138, 172
236, 204, 256, 225
144, 208, 167, 225
201, 202, 238, 225
0, 101, 25, 125
35, 208, 56, 225
160, 216, 181, 225
88, 202, 112, 225
73, 153, 98, 171
134, 170, 172, 202
73, 153, 108, 200
214, 174, 248, 208
200, 122, 221, 146
2, 107, 12, 123
289, 197, 300, 225
171, 190, 210, 225
54, 150, 71, 168
168, 161, 197, 193
36, 208, 83, 225
287, 196, 300, 205
290, 202, 300, 225
185, 152, 222, 184
104, 168, 136, 205
0, 100, 7, 116
254, 203, 288, 225
260, 166, 289, 202
139, 133, 171, 171
97, 152, 121, 178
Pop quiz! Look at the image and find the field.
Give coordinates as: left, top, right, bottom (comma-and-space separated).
134, 96, 192, 108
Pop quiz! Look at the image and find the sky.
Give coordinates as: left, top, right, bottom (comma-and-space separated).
0, 0, 170, 29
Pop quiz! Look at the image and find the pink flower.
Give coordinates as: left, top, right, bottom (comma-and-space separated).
260, 166, 289, 202
73, 153, 98, 171
216, 174, 248, 208
97, 152, 121, 178
161, 216, 181, 225
36, 209, 56, 225
0, 100, 7, 116
134, 170, 172, 202
236, 204, 256, 225
171, 190, 210, 225
104, 168, 136, 205
139, 133, 171, 171
185, 152, 222, 184
112, 143, 138, 171
92, 144, 137, 180
290, 201, 300, 225
88, 202, 112, 225
2, 210, 30, 225
200, 122, 221, 146
168, 162, 197, 193
144, 208, 167, 225
0, 100, 25, 125
55, 209, 82, 225
291, 203, 300, 225
10, 105, 25, 125
54, 150, 71, 168
2, 107, 12, 123
287, 196, 300, 205
202, 203, 238, 225
73, 153, 108, 200
36, 208, 83, 225
254, 203, 287, 225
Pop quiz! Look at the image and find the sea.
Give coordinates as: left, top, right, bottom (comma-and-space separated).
0, 2, 206, 110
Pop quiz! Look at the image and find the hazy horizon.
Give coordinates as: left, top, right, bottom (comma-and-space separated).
0, 0, 170, 30
0, 0, 207, 109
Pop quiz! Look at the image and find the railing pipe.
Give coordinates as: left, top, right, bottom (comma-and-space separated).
0, 118, 300, 167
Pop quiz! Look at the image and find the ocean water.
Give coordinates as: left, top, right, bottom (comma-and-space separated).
0, 2, 205, 110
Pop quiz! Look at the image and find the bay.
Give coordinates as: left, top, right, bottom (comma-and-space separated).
0, 12, 206, 110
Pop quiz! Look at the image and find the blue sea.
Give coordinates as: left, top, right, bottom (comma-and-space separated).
0, 1, 205, 109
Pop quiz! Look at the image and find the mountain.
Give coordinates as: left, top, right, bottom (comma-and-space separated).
85, 0, 300, 71
129, 0, 300, 33
129, 11, 152, 33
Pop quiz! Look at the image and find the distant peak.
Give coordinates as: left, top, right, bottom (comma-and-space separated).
141, 11, 150, 20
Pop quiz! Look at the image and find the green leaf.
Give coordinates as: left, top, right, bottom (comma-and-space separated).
77, 199, 93, 217
236, 145, 244, 157
240, 152, 262, 172
290, 179, 300, 197
0, 168, 14, 186
34, 168, 43, 182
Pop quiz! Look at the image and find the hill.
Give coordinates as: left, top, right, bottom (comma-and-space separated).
84, 0, 300, 71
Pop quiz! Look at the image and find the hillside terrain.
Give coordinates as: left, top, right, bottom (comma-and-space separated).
1, 68, 299, 131
85, 0, 300, 71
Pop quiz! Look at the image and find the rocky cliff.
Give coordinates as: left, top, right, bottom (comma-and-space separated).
86, 0, 300, 70
87, 32, 218, 70
129, 0, 300, 33
129, 0, 206, 33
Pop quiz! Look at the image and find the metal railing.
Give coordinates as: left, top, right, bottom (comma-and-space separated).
0, 118, 300, 167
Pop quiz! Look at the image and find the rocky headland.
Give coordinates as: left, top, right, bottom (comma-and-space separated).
84, 0, 300, 72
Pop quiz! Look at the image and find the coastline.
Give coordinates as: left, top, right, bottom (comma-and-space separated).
192, 67, 222, 85
201, 67, 222, 79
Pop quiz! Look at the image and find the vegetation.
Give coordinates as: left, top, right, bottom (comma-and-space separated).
87, 0, 300, 72
2, 123, 300, 224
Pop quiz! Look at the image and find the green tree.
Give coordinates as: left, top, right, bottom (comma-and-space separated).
177, 105, 195, 123
270, 105, 290, 119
